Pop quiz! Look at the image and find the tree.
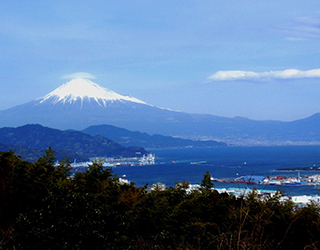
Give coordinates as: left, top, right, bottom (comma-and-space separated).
54, 157, 72, 180
199, 171, 214, 192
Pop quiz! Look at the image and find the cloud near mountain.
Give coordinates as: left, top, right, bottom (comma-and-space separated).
62, 72, 96, 79
208, 68, 320, 81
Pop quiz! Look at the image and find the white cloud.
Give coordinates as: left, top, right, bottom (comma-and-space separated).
208, 69, 320, 81
62, 72, 96, 80
280, 16, 320, 41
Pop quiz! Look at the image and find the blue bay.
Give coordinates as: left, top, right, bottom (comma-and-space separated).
112, 146, 320, 196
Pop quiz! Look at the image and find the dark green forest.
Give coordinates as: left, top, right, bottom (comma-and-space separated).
1, 149, 320, 250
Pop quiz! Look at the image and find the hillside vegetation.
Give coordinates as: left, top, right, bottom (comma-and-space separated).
1, 149, 320, 249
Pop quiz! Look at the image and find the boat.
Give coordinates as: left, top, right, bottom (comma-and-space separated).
190, 161, 207, 165
282, 181, 307, 186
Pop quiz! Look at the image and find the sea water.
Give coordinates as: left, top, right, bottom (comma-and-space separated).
112, 146, 320, 196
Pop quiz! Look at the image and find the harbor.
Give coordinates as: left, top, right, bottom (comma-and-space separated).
212, 172, 320, 188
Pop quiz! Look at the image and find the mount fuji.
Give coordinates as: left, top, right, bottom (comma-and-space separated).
0, 77, 170, 132
0, 77, 223, 137
0, 77, 233, 139
1, 76, 320, 144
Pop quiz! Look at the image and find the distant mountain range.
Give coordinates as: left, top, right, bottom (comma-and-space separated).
0, 124, 148, 162
0, 77, 320, 145
81, 124, 226, 148
0, 124, 226, 162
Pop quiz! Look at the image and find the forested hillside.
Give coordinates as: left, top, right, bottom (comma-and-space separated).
1, 149, 320, 249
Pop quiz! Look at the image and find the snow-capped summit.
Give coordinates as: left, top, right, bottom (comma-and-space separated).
38, 78, 147, 107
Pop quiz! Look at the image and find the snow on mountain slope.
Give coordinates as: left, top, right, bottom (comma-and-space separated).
38, 78, 147, 107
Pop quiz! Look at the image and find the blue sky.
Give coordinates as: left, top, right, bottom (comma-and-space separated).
1, 1, 320, 121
